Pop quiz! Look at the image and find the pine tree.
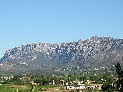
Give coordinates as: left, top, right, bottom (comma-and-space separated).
115, 62, 123, 92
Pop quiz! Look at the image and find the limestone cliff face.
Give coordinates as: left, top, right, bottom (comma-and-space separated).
0, 36, 123, 72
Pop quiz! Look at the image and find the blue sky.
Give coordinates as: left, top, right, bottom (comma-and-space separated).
0, 0, 123, 58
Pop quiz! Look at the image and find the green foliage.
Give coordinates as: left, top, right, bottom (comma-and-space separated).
101, 82, 113, 91
0, 71, 117, 92
5, 75, 23, 85
115, 63, 123, 91
0, 84, 31, 92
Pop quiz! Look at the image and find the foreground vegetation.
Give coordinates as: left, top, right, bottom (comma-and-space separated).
0, 72, 116, 92
0, 63, 122, 92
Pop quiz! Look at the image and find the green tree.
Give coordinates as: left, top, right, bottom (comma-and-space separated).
101, 82, 113, 92
115, 62, 123, 92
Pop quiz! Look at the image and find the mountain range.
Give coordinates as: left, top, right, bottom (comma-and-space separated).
0, 36, 123, 73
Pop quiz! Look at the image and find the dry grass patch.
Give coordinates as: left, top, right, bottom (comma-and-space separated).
6, 85, 27, 89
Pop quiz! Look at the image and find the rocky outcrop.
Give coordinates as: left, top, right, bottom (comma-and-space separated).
0, 36, 123, 72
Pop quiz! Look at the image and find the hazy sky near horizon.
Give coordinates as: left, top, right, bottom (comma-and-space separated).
0, 0, 123, 58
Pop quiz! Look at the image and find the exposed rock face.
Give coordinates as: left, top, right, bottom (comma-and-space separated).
0, 36, 123, 72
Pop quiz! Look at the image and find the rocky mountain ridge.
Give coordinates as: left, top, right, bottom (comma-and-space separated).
0, 36, 123, 73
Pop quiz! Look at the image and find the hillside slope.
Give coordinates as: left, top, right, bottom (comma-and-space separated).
0, 36, 123, 73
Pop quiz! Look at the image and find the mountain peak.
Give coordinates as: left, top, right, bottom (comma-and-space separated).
0, 36, 123, 73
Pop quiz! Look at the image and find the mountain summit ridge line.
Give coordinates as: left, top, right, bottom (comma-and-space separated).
0, 36, 123, 73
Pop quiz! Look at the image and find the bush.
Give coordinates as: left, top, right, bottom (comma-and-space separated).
101, 82, 113, 91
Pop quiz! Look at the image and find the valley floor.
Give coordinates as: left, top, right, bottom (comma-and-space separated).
0, 84, 107, 92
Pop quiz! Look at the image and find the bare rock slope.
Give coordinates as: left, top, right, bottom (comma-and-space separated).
0, 36, 123, 73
